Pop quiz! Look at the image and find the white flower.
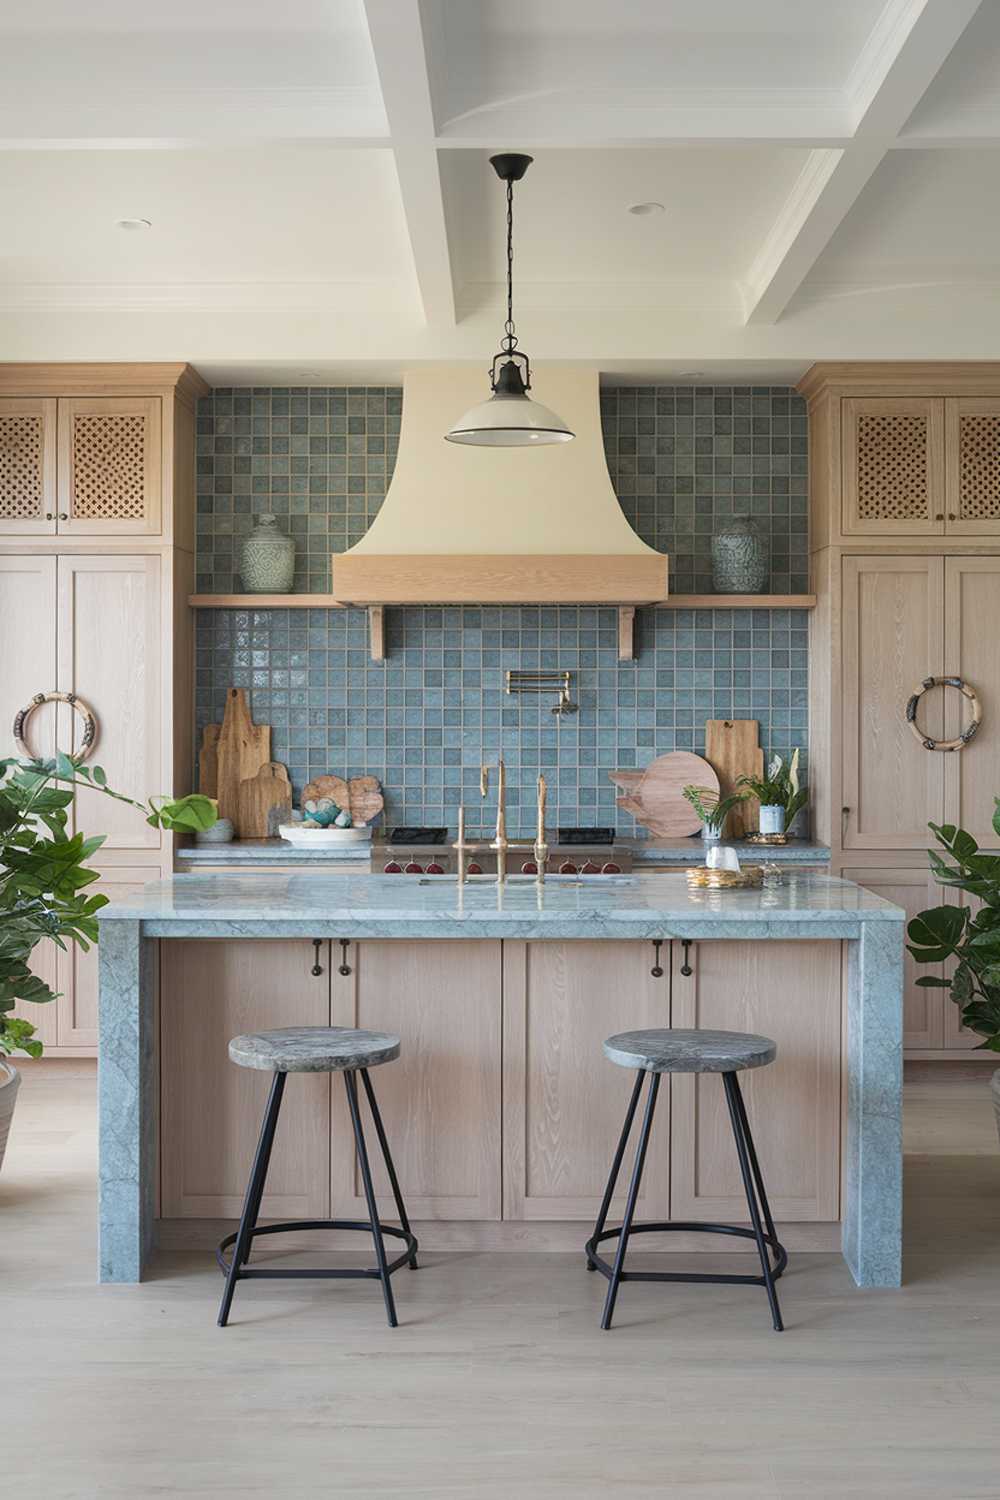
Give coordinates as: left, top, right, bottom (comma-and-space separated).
789, 747, 800, 796
767, 754, 783, 781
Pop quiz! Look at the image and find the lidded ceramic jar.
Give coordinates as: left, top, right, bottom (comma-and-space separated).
711, 514, 769, 594
240, 513, 295, 594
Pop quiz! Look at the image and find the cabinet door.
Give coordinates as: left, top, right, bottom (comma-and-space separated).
943, 556, 1000, 847
53, 866, 160, 1051
12, 939, 59, 1052
670, 940, 841, 1222
502, 940, 670, 1221
842, 867, 943, 1050
841, 555, 945, 849
0, 555, 59, 760
945, 399, 1000, 536
941, 888, 984, 1052
0, 399, 57, 534
160, 940, 331, 1218
57, 555, 162, 852
842, 397, 944, 536
56, 398, 162, 535
331, 941, 501, 1220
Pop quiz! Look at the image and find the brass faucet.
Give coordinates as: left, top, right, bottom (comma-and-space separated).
490, 757, 509, 884
453, 759, 547, 887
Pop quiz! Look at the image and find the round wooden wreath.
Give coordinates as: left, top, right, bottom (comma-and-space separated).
905, 676, 982, 752
12, 691, 98, 763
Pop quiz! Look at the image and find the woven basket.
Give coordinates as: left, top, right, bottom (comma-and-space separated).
0, 1060, 20, 1175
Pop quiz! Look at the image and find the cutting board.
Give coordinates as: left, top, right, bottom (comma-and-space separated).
215, 688, 271, 830
705, 719, 764, 837
198, 723, 221, 799
237, 761, 292, 839
303, 773, 384, 828
609, 751, 720, 838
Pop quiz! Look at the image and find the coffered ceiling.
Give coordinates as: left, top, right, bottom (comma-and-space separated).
2, 0, 1000, 383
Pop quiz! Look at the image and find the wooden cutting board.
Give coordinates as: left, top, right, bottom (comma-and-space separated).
609, 751, 720, 838
197, 723, 221, 798
303, 773, 384, 828
705, 719, 764, 837
215, 688, 271, 830
237, 761, 292, 839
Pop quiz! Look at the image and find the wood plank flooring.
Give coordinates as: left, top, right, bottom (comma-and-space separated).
2, 1060, 999, 1499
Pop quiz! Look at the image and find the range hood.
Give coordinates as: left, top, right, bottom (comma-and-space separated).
330, 364, 668, 607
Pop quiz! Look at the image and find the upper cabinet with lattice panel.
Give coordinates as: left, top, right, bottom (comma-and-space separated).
946, 398, 1000, 536
0, 399, 57, 535
842, 398, 946, 537
57, 398, 162, 536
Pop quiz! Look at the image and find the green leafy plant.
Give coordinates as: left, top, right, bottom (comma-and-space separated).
907, 800, 1000, 1052
737, 748, 808, 824
682, 784, 749, 835
0, 754, 215, 1058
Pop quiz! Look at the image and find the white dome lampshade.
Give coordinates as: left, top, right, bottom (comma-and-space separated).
445, 357, 574, 446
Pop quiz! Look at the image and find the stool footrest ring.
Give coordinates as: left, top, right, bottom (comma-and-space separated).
217, 1219, 419, 1281
585, 1220, 787, 1287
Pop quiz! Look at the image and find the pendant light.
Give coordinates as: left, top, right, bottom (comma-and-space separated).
446, 154, 574, 447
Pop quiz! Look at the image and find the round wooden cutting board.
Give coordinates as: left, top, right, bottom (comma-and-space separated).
608, 751, 721, 838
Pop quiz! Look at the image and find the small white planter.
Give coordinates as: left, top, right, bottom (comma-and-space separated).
758, 805, 786, 837
0, 1060, 20, 1176
992, 1070, 1000, 1151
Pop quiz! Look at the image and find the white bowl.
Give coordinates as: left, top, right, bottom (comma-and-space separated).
278, 824, 373, 847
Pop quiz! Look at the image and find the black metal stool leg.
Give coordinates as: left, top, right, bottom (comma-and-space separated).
729, 1070, 781, 1265
601, 1070, 660, 1331
722, 1072, 784, 1332
345, 1070, 398, 1328
359, 1068, 418, 1270
587, 1068, 645, 1271
218, 1070, 286, 1327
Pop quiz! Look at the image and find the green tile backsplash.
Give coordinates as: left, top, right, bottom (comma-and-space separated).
195, 385, 809, 833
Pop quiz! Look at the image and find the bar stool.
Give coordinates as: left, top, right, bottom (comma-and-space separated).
217, 1026, 417, 1329
585, 1028, 787, 1332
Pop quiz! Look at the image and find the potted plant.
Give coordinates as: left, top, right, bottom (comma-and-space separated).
907, 801, 1000, 1147
737, 749, 807, 837
0, 753, 215, 1173
682, 784, 749, 844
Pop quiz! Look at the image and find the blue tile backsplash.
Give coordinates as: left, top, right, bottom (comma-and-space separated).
195, 385, 809, 834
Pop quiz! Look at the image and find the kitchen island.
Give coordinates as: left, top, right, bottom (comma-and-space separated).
97, 872, 904, 1289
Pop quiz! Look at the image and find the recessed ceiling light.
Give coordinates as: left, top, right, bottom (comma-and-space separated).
116, 218, 151, 231
678, 370, 705, 378
628, 201, 665, 216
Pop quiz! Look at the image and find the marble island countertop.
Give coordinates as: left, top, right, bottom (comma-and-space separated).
99, 870, 900, 941
176, 837, 830, 868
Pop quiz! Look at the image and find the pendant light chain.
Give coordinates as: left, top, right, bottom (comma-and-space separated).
503, 176, 517, 354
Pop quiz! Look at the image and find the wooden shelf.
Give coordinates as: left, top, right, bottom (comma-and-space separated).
656, 594, 817, 610
189, 594, 344, 608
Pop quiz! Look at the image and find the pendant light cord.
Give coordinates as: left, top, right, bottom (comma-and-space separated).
503, 177, 517, 354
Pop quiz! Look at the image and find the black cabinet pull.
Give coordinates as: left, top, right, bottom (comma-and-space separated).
650, 939, 664, 978
338, 938, 352, 976
310, 939, 323, 977
680, 939, 694, 977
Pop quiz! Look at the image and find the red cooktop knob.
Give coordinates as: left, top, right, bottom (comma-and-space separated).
467, 862, 483, 875
559, 861, 578, 874
581, 861, 601, 874
383, 861, 403, 874
425, 862, 445, 875
521, 860, 538, 875
602, 862, 622, 874
404, 862, 423, 875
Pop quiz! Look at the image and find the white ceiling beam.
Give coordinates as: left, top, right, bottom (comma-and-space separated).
362, 0, 455, 327
743, 0, 984, 326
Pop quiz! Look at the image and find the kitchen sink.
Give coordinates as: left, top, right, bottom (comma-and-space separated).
415, 873, 636, 887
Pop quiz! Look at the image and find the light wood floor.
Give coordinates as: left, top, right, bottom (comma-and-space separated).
2, 1060, 999, 1499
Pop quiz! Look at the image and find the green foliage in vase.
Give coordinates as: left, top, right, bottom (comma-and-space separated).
737, 748, 808, 823
0, 754, 216, 1058
907, 800, 1000, 1052
681, 784, 749, 834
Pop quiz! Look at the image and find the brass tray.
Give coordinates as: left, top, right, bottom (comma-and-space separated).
745, 831, 790, 846
686, 865, 764, 890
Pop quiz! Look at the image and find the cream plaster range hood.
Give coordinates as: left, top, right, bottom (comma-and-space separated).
330, 365, 668, 632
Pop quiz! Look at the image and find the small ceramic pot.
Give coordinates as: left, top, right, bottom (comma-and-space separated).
195, 817, 234, 845
701, 823, 722, 845
711, 514, 769, 594
240, 513, 295, 594
758, 804, 786, 836
0, 1060, 20, 1176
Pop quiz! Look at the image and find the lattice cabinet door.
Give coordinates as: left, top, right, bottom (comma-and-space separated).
0, 399, 57, 534
945, 398, 1000, 536
842, 397, 945, 536
56, 397, 162, 535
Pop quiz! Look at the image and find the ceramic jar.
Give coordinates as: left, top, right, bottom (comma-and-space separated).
711, 514, 769, 594
758, 805, 786, 836
240, 513, 295, 594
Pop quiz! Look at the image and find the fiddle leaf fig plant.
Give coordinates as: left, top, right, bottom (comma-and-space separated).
0, 755, 215, 1058
906, 798, 1000, 1052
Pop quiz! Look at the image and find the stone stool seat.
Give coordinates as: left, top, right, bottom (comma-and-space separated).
229, 1026, 400, 1073
217, 1023, 416, 1331
586, 1025, 787, 1333
603, 1028, 776, 1074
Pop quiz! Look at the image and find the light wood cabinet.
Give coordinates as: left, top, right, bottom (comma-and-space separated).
843, 397, 945, 537
53, 866, 161, 1051
945, 399, 1000, 536
669, 940, 841, 1222
502, 941, 670, 1221
0, 399, 57, 534
841, 555, 946, 849
160, 940, 331, 1219
843, 867, 944, 1049
942, 556, 1000, 847
0, 554, 59, 760
57, 398, 162, 536
331, 940, 502, 1220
